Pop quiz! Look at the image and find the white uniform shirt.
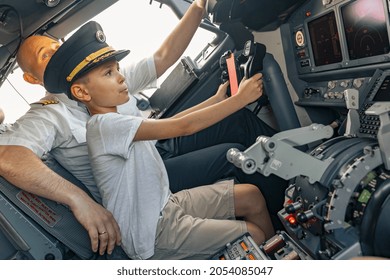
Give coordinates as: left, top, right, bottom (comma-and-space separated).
0, 57, 157, 202
87, 113, 171, 260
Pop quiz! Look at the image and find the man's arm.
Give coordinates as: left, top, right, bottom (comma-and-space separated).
0, 145, 121, 255
0, 107, 5, 124
153, 0, 206, 78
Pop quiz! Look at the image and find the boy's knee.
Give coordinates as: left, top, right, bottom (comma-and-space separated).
236, 184, 267, 213
245, 184, 265, 203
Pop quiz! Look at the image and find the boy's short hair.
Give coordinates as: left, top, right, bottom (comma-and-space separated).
44, 21, 129, 96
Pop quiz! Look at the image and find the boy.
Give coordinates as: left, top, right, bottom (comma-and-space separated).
43, 21, 274, 259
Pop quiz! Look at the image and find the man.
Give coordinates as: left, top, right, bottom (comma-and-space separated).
0, 0, 286, 256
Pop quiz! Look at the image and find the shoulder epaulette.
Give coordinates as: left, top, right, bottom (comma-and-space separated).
31, 100, 59, 106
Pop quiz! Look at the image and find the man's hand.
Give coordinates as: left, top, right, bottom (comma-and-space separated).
0, 146, 121, 256
70, 194, 121, 256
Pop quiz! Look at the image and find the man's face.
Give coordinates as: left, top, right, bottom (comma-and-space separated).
18, 35, 61, 85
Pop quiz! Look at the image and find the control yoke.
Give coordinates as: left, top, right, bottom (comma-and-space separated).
241, 40, 266, 78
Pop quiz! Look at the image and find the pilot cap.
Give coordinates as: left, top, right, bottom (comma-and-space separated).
44, 21, 130, 95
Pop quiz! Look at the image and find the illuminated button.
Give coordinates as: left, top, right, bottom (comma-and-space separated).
288, 215, 297, 225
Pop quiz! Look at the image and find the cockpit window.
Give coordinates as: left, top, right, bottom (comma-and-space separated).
0, 1, 215, 123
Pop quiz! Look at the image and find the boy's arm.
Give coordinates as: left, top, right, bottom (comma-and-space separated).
135, 74, 263, 141
153, 0, 206, 78
171, 82, 229, 119
0, 145, 121, 256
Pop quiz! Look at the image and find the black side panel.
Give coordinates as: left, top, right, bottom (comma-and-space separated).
0, 176, 94, 259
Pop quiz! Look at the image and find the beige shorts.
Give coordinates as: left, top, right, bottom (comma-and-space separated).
150, 180, 247, 260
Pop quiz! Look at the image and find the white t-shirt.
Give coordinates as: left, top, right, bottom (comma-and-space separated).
87, 112, 170, 260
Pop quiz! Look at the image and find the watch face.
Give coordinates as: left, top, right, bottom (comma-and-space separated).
295, 30, 305, 47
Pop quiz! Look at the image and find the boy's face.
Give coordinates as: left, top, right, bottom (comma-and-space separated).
73, 59, 129, 113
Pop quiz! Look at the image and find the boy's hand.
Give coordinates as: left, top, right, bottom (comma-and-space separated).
194, 0, 207, 9
215, 81, 229, 102
236, 73, 264, 104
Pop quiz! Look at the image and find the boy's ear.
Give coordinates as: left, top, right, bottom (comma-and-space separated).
71, 83, 91, 102
23, 72, 41, 85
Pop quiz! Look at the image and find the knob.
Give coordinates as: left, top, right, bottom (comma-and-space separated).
353, 78, 364, 89
340, 80, 350, 88
327, 80, 336, 90
285, 202, 303, 214
296, 210, 314, 223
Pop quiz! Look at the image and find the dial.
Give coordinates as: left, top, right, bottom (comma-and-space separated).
295, 30, 305, 47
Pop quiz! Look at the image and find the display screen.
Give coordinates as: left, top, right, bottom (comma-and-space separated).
308, 11, 342, 66
342, 0, 390, 60
373, 75, 390, 101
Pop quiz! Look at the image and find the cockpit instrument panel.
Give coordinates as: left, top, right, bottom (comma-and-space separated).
292, 0, 390, 75
342, 0, 390, 61
307, 11, 342, 67
286, 0, 390, 110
